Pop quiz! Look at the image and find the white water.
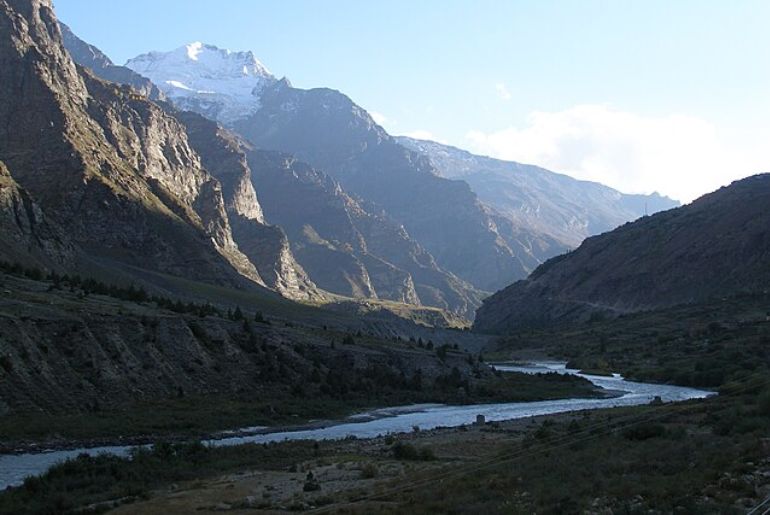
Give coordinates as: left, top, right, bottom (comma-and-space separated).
0, 363, 713, 490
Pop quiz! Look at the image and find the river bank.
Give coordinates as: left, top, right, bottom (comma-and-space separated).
0, 364, 712, 495
5, 386, 763, 515
0, 368, 601, 456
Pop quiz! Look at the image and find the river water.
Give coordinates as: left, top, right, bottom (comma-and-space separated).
0, 362, 713, 490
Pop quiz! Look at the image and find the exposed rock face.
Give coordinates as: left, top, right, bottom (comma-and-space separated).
397, 136, 680, 249
59, 26, 320, 301
173, 111, 320, 300
0, 0, 297, 294
0, 161, 74, 268
60, 22, 165, 101
232, 83, 528, 293
245, 150, 485, 317
474, 174, 770, 333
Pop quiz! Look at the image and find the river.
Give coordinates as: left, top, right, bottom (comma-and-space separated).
0, 362, 714, 490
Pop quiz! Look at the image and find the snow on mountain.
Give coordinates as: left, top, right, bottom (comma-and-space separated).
126, 42, 276, 124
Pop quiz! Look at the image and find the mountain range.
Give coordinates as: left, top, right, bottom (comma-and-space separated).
1, 0, 678, 324
122, 40, 673, 311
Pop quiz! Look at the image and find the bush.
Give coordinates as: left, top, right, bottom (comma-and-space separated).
392, 441, 435, 461
361, 463, 378, 479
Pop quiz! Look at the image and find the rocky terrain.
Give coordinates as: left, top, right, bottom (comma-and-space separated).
475, 174, 770, 333
244, 150, 484, 316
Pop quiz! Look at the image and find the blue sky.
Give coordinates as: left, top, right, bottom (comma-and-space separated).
55, 0, 770, 202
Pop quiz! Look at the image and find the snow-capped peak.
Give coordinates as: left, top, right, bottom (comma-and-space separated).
186, 41, 204, 60
125, 42, 277, 124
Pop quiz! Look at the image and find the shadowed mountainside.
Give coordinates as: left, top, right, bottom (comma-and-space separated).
474, 174, 770, 333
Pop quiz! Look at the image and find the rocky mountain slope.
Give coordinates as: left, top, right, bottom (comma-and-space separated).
125, 45, 538, 294
231, 83, 529, 293
244, 150, 484, 316
56, 34, 482, 318
0, 0, 324, 303
0, 161, 75, 269
474, 174, 770, 333
397, 136, 679, 249
172, 110, 320, 300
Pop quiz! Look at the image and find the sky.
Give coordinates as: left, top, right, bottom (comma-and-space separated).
55, 0, 770, 203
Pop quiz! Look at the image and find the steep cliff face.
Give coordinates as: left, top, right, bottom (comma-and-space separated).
57, 26, 321, 301
173, 111, 321, 300
0, 161, 75, 268
0, 0, 271, 290
474, 174, 770, 333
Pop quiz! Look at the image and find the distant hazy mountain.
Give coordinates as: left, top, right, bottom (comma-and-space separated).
397, 136, 679, 249
474, 174, 770, 333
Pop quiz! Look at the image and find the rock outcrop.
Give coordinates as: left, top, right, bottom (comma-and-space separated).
174, 111, 320, 300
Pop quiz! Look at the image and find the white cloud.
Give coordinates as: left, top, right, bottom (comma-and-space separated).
465, 104, 764, 202
495, 82, 512, 101
401, 130, 447, 144
369, 111, 387, 125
